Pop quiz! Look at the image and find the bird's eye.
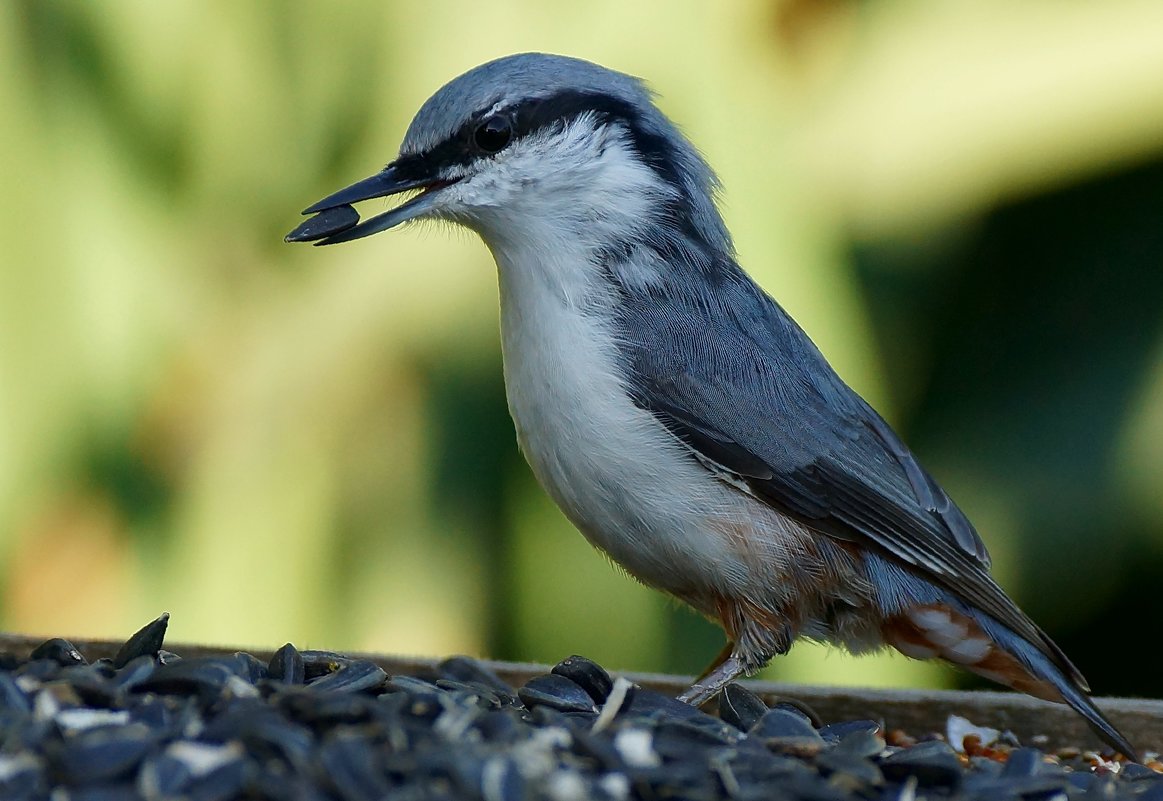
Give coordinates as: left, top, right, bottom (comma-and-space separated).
474, 115, 512, 153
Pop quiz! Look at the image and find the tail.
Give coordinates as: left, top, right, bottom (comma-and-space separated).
884, 603, 1138, 761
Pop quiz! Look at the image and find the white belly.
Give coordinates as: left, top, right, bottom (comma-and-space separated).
495, 259, 779, 601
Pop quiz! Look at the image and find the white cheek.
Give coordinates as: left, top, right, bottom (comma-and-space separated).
428, 119, 673, 246
449, 167, 519, 209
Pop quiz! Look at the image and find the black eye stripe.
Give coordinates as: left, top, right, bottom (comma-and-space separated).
402, 90, 685, 194
514, 92, 683, 192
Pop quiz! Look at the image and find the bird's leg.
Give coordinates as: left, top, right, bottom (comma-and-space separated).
694, 640, 735, 682
679, 613, 795, 707
678, 652, 745, 706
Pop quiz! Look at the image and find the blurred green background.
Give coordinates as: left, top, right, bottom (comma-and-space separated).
2, 0, 1162, 697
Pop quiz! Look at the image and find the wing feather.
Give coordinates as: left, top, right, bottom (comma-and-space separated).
611, 262, 1083, 685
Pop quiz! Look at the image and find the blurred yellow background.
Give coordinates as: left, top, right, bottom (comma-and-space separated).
2, 0, 1162, 695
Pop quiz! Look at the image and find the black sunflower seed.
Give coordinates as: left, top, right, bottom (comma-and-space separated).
551, 655, 613, 705
112, 613, 169, 669
1, 613, 1151, 801
285, 205, 360, 243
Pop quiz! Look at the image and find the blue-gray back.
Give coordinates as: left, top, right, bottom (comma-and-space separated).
608, 251, 1079, 680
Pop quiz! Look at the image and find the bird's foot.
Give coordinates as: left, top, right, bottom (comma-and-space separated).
678, 653, 745, 707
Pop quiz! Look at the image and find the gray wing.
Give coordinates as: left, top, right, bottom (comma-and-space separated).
612, 262, 1073, 670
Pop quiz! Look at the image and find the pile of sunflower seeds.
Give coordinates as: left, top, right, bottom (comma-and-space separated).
0, 615, 1157, 801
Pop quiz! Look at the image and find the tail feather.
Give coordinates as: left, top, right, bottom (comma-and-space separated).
1051, 671, 1138, 763
884, 603, 1138, 761
973, 608, 1139, 762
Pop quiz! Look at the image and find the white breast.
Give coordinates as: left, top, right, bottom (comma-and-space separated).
487, 228, 800, 604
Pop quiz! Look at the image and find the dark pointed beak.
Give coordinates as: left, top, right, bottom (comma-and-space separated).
285, 163, 455, 246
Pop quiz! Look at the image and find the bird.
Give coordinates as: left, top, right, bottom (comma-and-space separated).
286, 52, 1136, 758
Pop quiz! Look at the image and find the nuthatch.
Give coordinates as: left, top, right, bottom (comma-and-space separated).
288, 53, 1135, 758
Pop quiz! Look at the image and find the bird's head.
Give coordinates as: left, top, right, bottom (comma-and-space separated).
288, 53, 731, 256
